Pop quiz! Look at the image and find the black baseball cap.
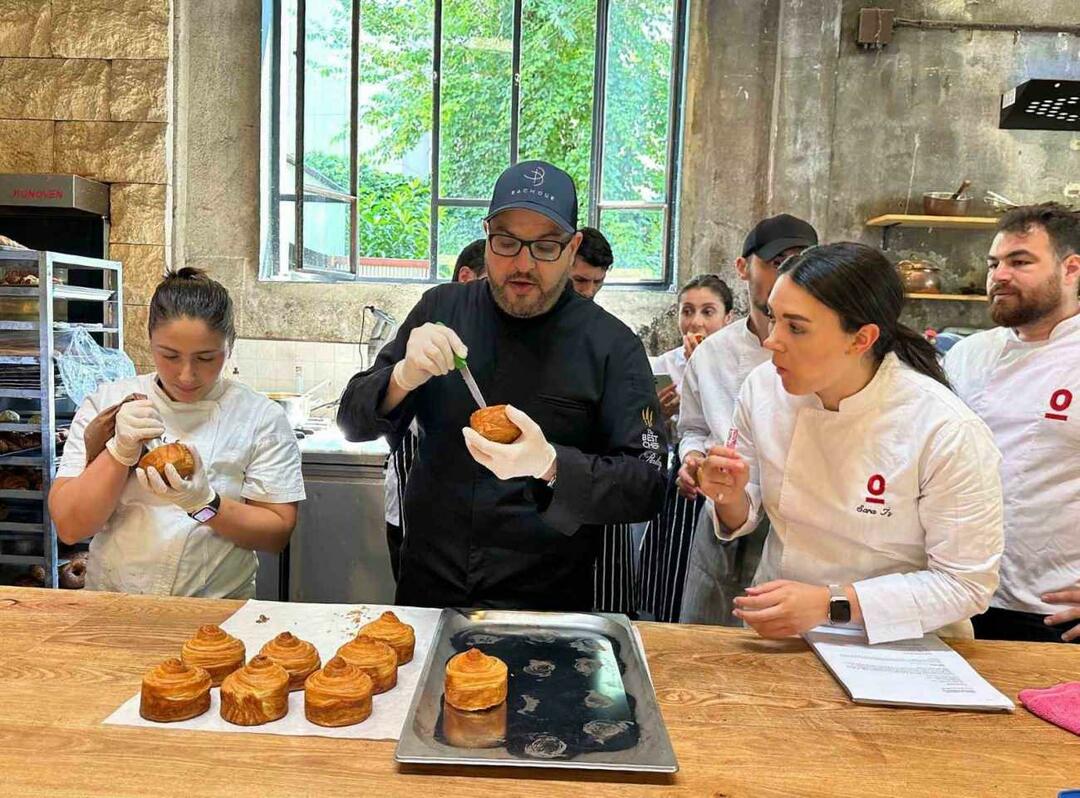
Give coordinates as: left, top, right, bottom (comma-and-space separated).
485, 160, 578, 235
741, 214, 818, 261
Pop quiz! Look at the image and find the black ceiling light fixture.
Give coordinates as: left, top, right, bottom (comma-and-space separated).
1000, 79, 1080, 132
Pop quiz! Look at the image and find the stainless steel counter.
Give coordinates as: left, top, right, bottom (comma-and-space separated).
257, 428, 394, 604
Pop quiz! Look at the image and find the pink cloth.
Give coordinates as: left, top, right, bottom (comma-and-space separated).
1019, 682, 1080, 736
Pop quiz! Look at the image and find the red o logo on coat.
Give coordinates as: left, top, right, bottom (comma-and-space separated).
865, 474, 886, 505
1046, 389, 1072, 421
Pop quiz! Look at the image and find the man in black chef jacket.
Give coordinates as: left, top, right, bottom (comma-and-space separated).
338, 160, 666, 610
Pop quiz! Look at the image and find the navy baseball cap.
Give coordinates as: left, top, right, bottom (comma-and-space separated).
485, 160, 578, 235
741, 214, 818, 261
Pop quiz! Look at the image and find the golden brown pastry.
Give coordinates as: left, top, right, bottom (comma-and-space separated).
220, 655, 290, 726
357, 611, 415, 665
442, 697, 507, 748
335, 634, 398, 694
180, 624, 246, 687
304, 656, 374, 727
259, 631, 321, 692
444, 648, 508, 711
137, 442, 196, 479
140, 658, 212, 723
469, 405, 522, 444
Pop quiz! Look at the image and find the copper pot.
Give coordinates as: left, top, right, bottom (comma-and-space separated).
897, 260, 942, 293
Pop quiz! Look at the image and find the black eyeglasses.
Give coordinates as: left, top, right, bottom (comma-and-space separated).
487, 232, 572, 263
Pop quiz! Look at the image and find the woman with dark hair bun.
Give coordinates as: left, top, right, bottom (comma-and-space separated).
697, 242, 1004, 644
49, 268, 305, 598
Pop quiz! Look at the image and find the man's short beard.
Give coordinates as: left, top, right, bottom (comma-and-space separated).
490, 270, 569, 318
989, 268, 1064, 328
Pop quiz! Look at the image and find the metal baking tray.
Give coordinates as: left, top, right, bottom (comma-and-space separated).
395, 609, 678, 773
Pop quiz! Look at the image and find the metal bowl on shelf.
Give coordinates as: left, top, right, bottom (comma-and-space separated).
897, 260, 943, 293
922, 192, 972, 216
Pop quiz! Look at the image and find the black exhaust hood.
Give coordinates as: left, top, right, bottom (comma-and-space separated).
1000, 79, 1080, 131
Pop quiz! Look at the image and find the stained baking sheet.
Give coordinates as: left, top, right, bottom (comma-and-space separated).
103, 599, 441, 740
395, 609, 678, 773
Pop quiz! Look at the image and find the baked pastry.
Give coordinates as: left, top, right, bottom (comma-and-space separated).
335, 634, 398, 694
304, 656, 374, 727
444, 648, 508, 711
442, 697, 507, 748
357, 611, 415, 665
137, 442, 196, 479
220, 655, 290, 726
180, 624, 246, 686
469, 404, 522, 444
140, 658, 212, 722
58, 558, 86, 589
259, 631, 321, 691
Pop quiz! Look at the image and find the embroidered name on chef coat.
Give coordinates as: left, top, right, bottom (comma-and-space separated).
857, 473, 893, 517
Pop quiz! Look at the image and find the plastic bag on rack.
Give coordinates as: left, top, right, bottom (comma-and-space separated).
55, 327, 136, 407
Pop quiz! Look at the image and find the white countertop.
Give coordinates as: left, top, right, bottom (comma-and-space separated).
297, 425, 390, 466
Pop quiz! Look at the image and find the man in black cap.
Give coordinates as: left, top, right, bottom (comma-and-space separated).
338, 160, 667, 610
639, 213, 819, 624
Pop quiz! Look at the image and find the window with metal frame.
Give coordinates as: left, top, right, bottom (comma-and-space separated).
259, 0, 686, 285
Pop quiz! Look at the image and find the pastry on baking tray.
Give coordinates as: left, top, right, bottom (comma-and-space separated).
139, 658, 212, 723
219, 655, 289, 726
444, 648, 508, 712
304, 656, 374, 728
180, 624, 246, 687
469, 404, 522, 444
259, 631, 321, 692
137, 442, 196, 479
357, 611, 415, 665
335, 634, 398, 694
442, 697, 507, 748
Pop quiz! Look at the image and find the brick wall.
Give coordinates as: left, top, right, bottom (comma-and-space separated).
0, 0, 170, 371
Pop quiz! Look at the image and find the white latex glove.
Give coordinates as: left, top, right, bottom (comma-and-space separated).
391, 322, 468, 392
135, 444, 216, 515
462, 405, 557, 481
105, 399, 165, 467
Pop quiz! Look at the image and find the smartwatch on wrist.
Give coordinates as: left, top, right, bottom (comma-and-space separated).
189, 492, 221, 524
827, 584, 851, 625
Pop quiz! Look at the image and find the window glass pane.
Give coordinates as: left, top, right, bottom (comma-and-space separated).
278, 0, 299, 195
518, 0, 597, 201
356, 0, 434, 262
439, 0, 513, 199
437, 205, 487, 280
599, 208, 665, 282
304, 0, 353, 193
276, 200, 295, 276
600, 0, 675, 203
302, 197, 353, 272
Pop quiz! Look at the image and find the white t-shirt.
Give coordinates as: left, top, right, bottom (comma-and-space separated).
58, 373, 306, 599
944, 313, 1080, 614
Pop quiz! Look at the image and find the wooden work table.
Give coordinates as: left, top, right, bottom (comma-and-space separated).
1, 587, 1077, 797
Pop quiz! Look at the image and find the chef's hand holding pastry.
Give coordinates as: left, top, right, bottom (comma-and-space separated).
136, 444, 216, 517
462, 404, 557, 482
49, 268, 305, 599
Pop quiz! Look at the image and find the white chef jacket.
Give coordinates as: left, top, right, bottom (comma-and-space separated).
714, 353, 1004, 644
649, 346, 688, 391
57, 373, 306, 599
677, 317, 770, 462
944, 312, 1080, 615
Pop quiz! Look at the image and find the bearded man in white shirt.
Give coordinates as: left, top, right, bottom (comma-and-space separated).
944, 203, 1080, 644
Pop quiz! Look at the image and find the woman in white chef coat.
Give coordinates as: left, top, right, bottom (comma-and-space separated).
698, 243, 1004, 644
49, 268, 305, 598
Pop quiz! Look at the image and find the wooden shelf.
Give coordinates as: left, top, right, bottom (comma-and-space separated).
905, 293, 988, 302
867, 214, 999, 230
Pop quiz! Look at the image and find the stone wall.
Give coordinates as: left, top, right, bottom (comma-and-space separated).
0, 0, 170, 370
